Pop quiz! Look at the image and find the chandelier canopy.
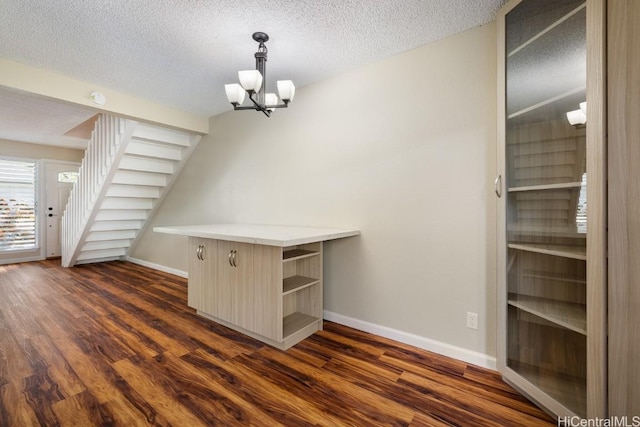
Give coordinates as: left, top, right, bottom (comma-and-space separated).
224, 32, 295, 117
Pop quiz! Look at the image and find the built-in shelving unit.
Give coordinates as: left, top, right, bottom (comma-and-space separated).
498, 0, 595, 419
281, 244, 322, 342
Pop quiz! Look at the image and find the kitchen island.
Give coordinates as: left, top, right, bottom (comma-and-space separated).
154, 224, 360, 349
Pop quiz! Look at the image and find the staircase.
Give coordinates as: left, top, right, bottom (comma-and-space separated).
61, 114, 201, 267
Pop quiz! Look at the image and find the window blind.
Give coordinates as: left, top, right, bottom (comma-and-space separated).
0, 159, 37, 251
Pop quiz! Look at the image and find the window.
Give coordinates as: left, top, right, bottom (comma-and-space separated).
58, 171, 79, 183
0, 158, 37, 251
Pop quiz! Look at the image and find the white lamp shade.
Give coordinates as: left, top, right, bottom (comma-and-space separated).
265, 93, 278, 106
580, 101, 587, 116
566, 109, 587, 125
225, 84, 246, 105
265, 93, 278, 111
238, 70, 263, 92
277, 80, 295, 101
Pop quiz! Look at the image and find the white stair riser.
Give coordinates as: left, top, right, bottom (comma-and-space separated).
106, 185, 160, 199
119, 156, 174, 174
101, 197, 154, 210
77, 248, 126, 261
90, 220, 144, 231
95, 210, 148, 221
132, 123, 192, 147
126, 140, 182, 161
112, 171, 167, 187
81, 239, 131, 252
86, 230, 137, 241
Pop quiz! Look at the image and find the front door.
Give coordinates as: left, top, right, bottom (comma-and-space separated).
44, 161, 79, 258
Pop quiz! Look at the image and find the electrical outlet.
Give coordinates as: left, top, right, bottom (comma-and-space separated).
467, 312, 478, 330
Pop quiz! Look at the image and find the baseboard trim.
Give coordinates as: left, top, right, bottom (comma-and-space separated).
323, 310, 497, 370
125, 257, 188, 279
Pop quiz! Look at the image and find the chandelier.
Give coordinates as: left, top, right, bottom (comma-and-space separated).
224, 32, 295, 117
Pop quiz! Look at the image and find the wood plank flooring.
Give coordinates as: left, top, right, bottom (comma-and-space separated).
0, 260, 555, 426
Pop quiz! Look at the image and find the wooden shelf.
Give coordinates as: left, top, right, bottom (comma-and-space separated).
522, 271, 586, 285
283, 312, 320, 339
507, 85, 586, 120
283, 249, 319, 262
508, 294, 586, 335
508, 3, 587, 58
508, 225, 586, 238
283, 275, 320, 295
508, 182, 583, 193
508, 360, 586, 417
508, 243, 586, 260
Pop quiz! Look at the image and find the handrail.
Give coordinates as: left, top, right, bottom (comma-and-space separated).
61, 114, 127, 267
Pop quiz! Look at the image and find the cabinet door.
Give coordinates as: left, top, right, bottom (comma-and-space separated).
252, 244, 281, 340
216, 241, 254, 330
498, 0, 591, 419
188, 237, 217, 314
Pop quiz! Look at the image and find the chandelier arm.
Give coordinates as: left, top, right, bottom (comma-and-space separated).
246, 91, 271, 116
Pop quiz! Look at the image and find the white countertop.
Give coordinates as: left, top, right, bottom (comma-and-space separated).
153, 223, 360, 247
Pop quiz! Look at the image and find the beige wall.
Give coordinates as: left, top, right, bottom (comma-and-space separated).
0, 59, 209, 134
0, 139, 84, 162
133, 22, 498, 357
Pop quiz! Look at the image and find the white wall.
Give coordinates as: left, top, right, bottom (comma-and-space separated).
133, 22, 498, 360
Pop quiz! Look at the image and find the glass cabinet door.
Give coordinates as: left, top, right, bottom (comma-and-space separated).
504, 0, 587, 417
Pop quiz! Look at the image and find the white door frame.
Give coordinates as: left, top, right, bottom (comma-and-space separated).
42, 160, 80, 259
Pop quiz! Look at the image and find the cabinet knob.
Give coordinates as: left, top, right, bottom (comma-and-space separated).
228, 249, 237, 267
196, 244, 205, 260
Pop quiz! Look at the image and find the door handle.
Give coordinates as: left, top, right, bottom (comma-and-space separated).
228, 250, 237, 267
494, 174, 502, 198
196, 245, 204, 260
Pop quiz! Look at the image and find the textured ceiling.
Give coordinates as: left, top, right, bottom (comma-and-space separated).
0, 0, 506, 146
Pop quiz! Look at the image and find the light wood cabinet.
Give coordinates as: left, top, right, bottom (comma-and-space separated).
496, 0, 606, 419
188, 239, 323, 349
188, 237, 216, 313
169, 225, 360, 350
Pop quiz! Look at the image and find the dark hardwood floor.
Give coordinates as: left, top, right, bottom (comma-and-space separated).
0, 259, 554, 426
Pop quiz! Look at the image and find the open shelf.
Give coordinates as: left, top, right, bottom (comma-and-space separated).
508, 182, 582, 193
283, 312, 320, 339
283, 275, 320, 295
508, 243, 586, 260
508, 294, 586, 335
283, 249, 319, 262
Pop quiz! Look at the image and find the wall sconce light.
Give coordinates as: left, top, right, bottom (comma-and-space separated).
224, 32, 295, 117
566, 101, 587, 126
